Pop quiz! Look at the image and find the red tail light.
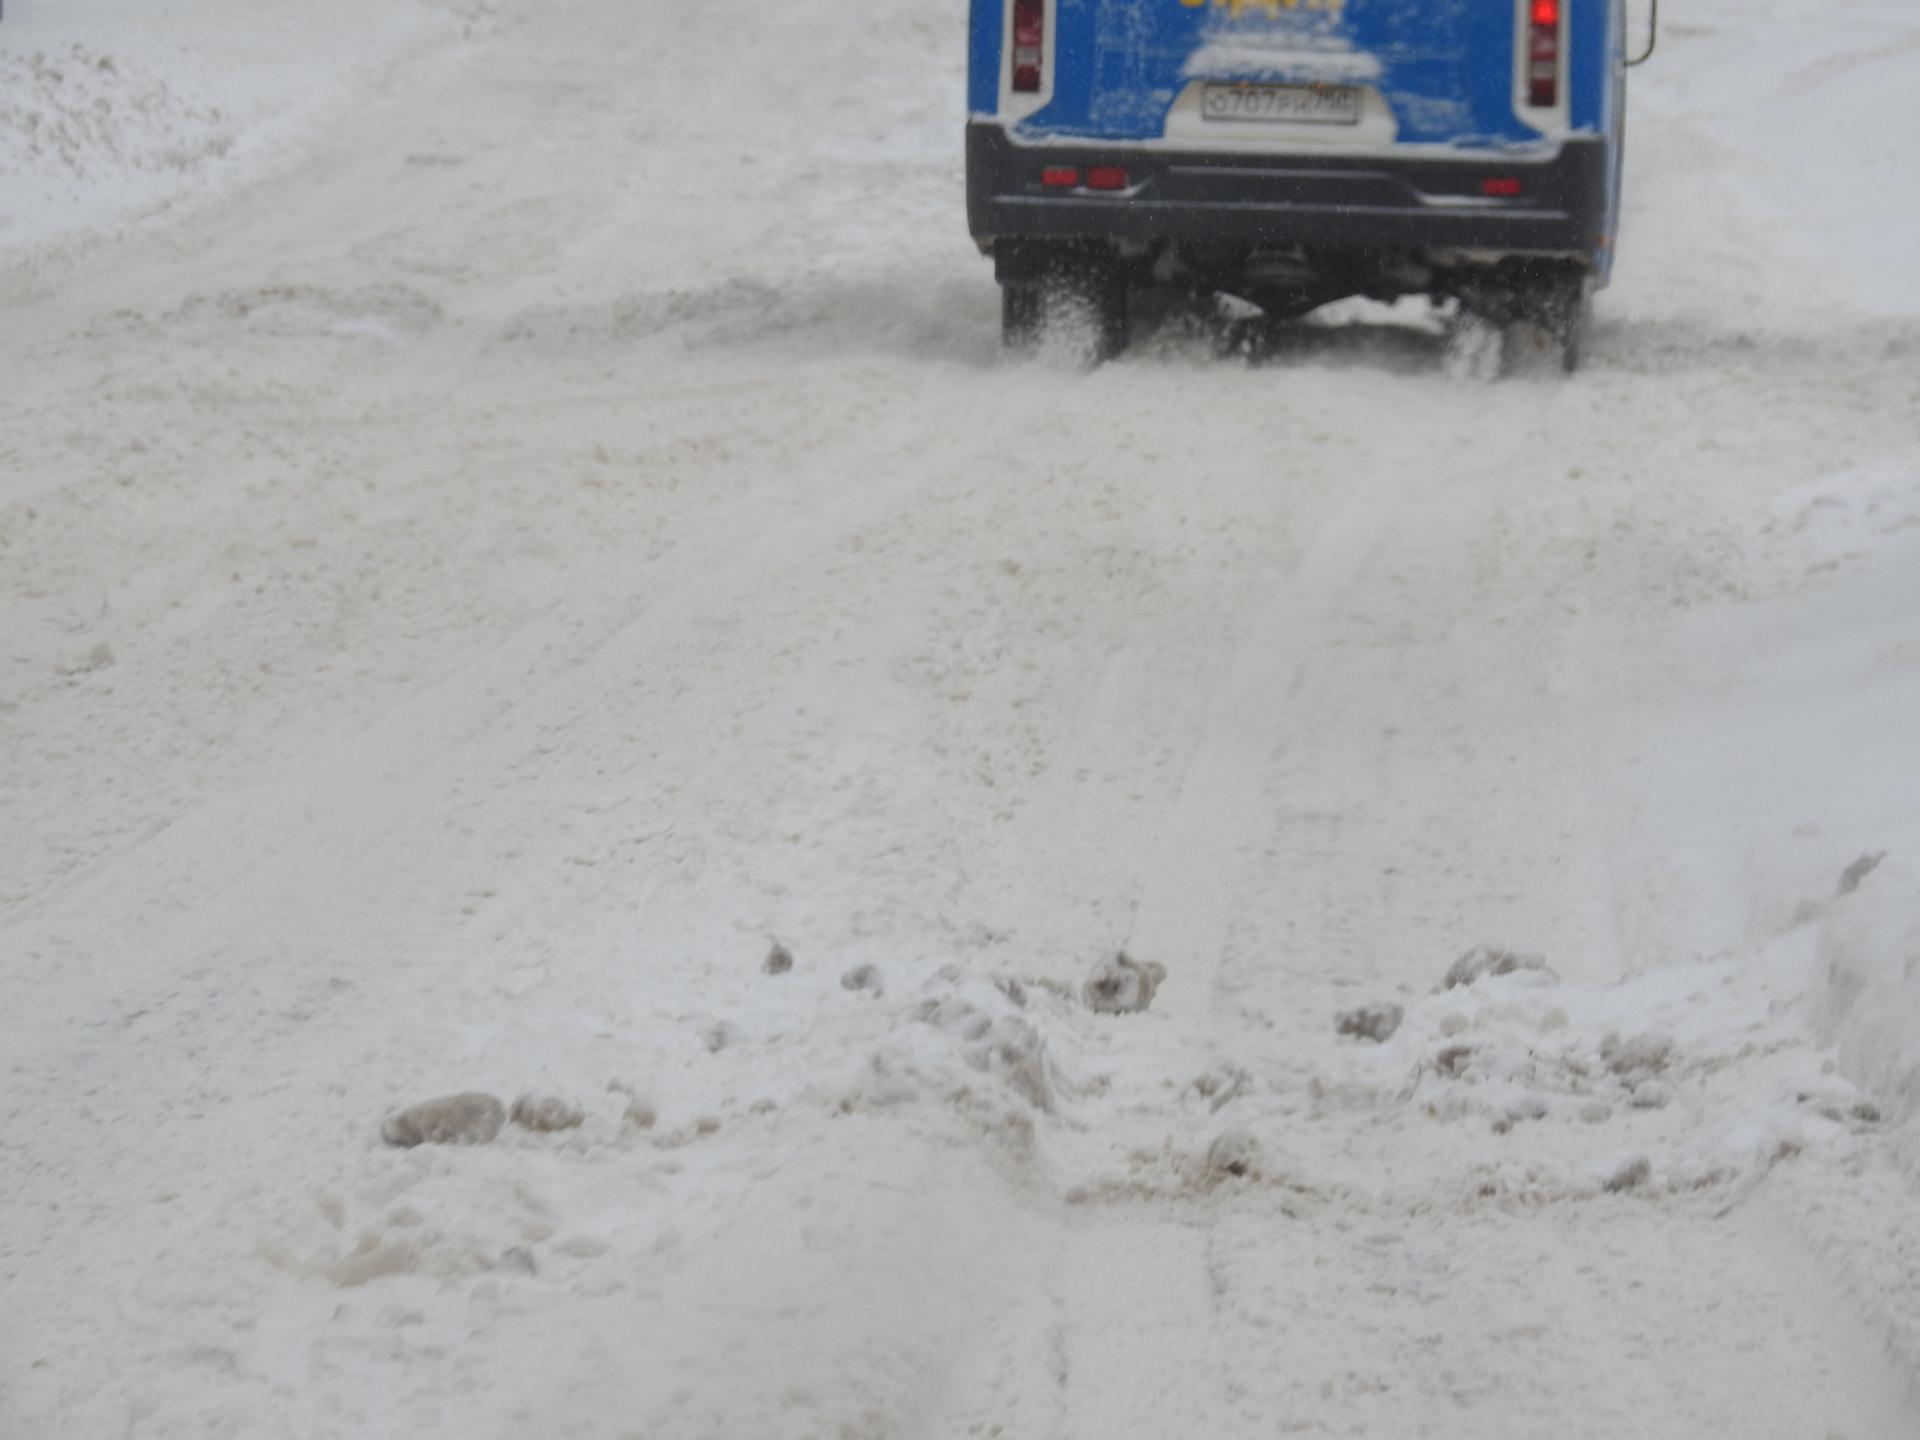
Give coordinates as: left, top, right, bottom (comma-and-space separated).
1085, 166, 1128, 191
1481, 176, 1525, 197
1528, 0, 1561, 108
1012, 0, 1044, 93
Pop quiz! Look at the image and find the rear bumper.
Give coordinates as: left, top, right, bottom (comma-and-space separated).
966, 122, 1610, 261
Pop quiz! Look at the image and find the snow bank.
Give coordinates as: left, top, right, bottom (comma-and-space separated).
0, 0, 452, 253
0, 43, 233, 187
1616, 0, 1920, 326
1582, 445, 1920, 975
1816, 856, 1920, 1132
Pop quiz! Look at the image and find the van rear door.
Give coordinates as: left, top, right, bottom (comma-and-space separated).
1003, 0, 1589, 149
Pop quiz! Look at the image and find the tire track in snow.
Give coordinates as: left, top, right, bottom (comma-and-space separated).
908, 441, 1414, 1437
911, 392, 1920, 1438
1119, 486, 1392, 1008
1036, 464, 1405, 1438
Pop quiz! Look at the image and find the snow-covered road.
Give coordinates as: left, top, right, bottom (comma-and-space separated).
4, 1, 1920, 1436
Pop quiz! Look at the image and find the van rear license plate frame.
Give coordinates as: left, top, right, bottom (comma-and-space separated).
1200, 83, 1362, 126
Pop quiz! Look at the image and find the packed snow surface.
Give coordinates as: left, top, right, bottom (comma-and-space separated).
4, 0, 1920, 1437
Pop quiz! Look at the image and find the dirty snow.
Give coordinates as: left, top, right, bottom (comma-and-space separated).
0, 0, 457, 251
4, 0, 1920, 1437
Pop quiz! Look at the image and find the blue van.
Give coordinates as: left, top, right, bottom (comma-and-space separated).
967, 0, 1644, 369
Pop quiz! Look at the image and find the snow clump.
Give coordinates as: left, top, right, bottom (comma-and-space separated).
381, 1093, 506, 1147
1335, 1003, 1404, 1043
1083, 952, 1166, 1014
1814, 855, 1920, 1136
510, 1095, 585, 1133
1441, 946, 1552, 991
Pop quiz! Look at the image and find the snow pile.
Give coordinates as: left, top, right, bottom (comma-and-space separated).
1374, 953, 1877, 1204
0, 0, 452, 253
819, 968, 1080, 1140
1784, 854, 1920, 1389
1815, 856, 1920, 1138
0, 43, 233, 183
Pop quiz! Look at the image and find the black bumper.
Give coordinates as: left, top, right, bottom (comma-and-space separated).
967, 122, 1608, 260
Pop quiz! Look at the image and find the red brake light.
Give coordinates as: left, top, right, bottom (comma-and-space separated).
1042, 167, 1079, 188
1085, 166, 1128, 191
1012, 0, 1044, 93
1481, 176, 1525, 197
1528, 0, 1561, 108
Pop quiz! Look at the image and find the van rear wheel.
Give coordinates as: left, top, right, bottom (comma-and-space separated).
1533, 268, 1591, 374
1443, 308, 1506, 381
1451, 268, 1590, 377
1001, 283, 1043, 350
1552, 287, 1591, 374
998, 254, 1129, 364
1046, 269, 1130, 365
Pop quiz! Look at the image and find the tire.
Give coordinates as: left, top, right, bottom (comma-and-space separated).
1560, 323, 1584, 374
1087, 272, 1131, 363
1001, 283, 1042, 351
1443, 307, 1505, 381
1002, 258, 1128, 365
1481, 272, 1588, 376
1041, 267, 1129, 366
1545, 279, 1591, 374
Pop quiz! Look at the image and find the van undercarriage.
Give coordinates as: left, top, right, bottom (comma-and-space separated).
968, 121, 1611, 370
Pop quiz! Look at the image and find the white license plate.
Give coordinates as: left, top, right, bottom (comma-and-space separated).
1201, 83, 1362, 126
